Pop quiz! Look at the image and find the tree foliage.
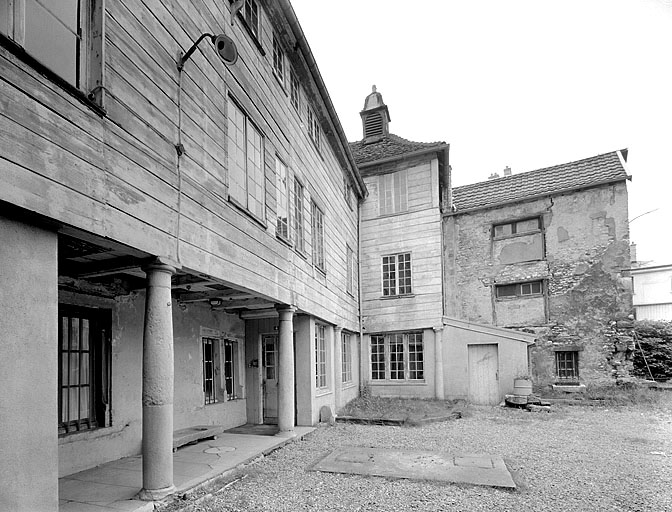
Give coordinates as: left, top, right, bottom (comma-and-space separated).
632, 320, 672, 381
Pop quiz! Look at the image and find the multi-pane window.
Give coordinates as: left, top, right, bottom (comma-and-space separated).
275, 158, 289, 239
382, 252, 412, 296
496, 280, 543, 299
272, 34, 284, 83
555, 351, 579, 383
312, 201, 325, 272
241, 0, 260, 38
59, 306, 110, 435
342, 333, 352, 384
292, 177, 305, 252
203, 338, 237, 404
227, 98, 265, 220
0, 0, 103, 99
379, 170, 408, 215
315, 324, 327, 389
307, 105, 321, 150
290, 69, 300, 113
370, 332, 424, 381
493, 217, 541, 238
371, 335, 385, 380
346, 244, 356, 296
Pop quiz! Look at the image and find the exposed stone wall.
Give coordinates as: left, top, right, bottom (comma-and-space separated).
444, 182, 634, 388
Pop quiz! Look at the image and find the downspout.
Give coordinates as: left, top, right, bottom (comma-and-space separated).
357, 198, 365, 393
440, 146, 451, 319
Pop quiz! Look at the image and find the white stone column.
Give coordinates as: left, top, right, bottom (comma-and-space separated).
139, 261, 176, 500
434, 327, 445, 400
333, 326, 343, 411
276, 305, 296, 436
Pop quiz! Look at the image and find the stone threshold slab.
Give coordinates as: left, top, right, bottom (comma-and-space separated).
309, 447, 516, 489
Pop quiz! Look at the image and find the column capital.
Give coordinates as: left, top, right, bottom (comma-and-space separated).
142, 258, 177, 276
433, 325, 444, 333
333, 325, 343, 334
275, 304, 297, 315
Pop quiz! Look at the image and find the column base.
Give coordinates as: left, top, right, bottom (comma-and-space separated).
137, 484, 176, 501
274, 430, 297, 439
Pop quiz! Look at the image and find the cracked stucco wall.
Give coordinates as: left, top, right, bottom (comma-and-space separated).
444, 181, 633, 388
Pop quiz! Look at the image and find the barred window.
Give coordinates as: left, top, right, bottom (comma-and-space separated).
382, 253, 412, 296
555, 351, 579, 383
203, 338, 237, 404
370, 332, 424, 381
59, 306, 111, 435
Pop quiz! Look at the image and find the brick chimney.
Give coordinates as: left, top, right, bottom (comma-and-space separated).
503, 166, 512, 176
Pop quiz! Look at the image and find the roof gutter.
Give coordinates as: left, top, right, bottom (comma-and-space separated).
278, 1, 367, 198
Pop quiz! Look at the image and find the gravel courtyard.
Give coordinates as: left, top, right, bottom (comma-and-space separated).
170, 397, 672, 512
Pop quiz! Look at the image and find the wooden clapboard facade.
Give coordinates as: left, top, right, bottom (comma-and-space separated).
350, 88, 449, 398
0, 1, 363, 509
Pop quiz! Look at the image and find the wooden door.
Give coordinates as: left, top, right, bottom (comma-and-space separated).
262, 335, 278, 423
468, 344, 500, 405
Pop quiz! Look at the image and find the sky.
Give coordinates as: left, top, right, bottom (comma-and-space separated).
291, 0, 672, 265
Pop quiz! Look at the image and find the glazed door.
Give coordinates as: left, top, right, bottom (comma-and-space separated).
468, 344, 500, 405
262, 335, 278, 423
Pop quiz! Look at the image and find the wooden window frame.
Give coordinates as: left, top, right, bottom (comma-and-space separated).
382, 252, 412, 297
227, 96, 266, 223
311, 200, 325, 273
495, 280, 544, 299
315, 324, 327, 389
0, 0, 105, 110
370, 332, 424, 381
275, 157, 289, 241
292, 176, 305, 253
272, 33, 285, 85
235, 0, 265, 55
379, 170, 408, 216
307, 105, 321, 151
493, 217, 542, 239
290, 68, 300, 113
341, 333, 352, 384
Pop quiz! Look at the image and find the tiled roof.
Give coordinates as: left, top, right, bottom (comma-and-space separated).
452, 150, 629, 213
349, 133, 447, 166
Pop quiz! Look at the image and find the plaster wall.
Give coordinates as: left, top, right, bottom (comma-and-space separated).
442, 323, 531, 401
58, 292, 246, 477
444, 182, 633, 387
0, 216, 59, 512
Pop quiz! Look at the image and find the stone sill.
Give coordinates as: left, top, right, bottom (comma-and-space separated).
551, 384, 586, 393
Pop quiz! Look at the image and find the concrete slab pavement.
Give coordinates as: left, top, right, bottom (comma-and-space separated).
59, 426, 315, 511
309, 447, 516, 489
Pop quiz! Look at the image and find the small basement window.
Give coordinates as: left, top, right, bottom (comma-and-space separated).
555, 351, 579, 384
496, 280, 543, 298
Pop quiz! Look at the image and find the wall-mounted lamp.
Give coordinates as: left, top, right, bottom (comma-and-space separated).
177, 32, 238, 72
209, 298, 223, 307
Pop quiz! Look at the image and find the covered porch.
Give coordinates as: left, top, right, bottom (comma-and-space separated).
59, 426, 315, 511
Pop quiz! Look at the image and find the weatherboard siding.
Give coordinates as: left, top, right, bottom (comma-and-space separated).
0, 1, 359, 329
360, 158, 443, 334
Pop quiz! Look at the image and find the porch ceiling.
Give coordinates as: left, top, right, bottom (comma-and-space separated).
57, 230, 280, 316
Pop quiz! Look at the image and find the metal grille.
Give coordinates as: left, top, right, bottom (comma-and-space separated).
556, 351, 579, 382
315, 324, 327, 388
203, 338, 217, 404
